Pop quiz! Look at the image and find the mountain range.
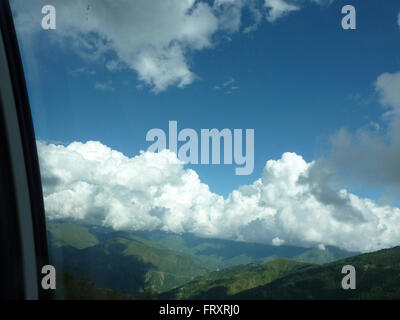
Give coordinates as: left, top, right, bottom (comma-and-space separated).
47, 221, 400, 299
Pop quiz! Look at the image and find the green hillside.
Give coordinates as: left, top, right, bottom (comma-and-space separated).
47, 222, 99, 249
234, 246, 400, 299
47, 222, 210, 295
47, 221, 381, 300
160, 259, 312, 299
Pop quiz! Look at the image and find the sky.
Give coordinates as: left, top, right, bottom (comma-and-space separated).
10, 0, 400, 252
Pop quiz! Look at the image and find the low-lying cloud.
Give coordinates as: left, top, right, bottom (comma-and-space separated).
38, 140, 400, 253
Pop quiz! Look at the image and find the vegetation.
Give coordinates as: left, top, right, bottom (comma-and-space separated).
160, 259, 311, 299
47, 222, 99, 249
233, 246, 400, 299
48, 222, 210, 295
47, 221, 400, 300
160, 246, 400, 300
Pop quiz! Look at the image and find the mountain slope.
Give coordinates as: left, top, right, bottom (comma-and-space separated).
47, 222, 99, 249
160, 258, 313, 299
233, 246, 400, 299
47, 222, 210, 295
47, 221, 364, 299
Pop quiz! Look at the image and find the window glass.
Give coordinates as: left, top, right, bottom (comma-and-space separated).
10, 0, 400, 300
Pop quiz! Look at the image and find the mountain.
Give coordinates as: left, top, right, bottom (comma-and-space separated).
46, 221, 360, 298
47, 222, 210, 295
132, 230, 358, 268
160, 258, 312, 299
161, 246, 400, 300
233, 246, 400, 299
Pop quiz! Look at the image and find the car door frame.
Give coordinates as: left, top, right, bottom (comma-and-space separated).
0, 0, 50, 300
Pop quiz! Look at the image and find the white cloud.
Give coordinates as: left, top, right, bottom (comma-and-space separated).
38, 141, 400, 253
223, 78, 236, 87
12, 0, 334, 92
264, 0, 300, 22
69, 67, 96, 76
214, 0, 255, 33
244, 1, 264, 33
272, 237, 285, 246
214, 77, 239, 93
263, 0, 334, 22
13, 0, 219, 93
94, 81, 114, 92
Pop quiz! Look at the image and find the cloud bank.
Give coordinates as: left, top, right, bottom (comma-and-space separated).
38, 140, 400, 253
12, 0, 333, 92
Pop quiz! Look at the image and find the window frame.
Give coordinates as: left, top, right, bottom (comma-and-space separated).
0, 0, 50, 300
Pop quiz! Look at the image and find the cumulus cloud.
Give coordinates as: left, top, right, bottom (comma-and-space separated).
13, 0, 218, 92
12, 0, 334, 92
38, 141, 400, 253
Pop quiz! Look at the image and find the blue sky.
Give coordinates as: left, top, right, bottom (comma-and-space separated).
10, 0, 400, 251
14, 0, 400, 197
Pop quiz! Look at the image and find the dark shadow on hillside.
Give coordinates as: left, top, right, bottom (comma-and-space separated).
55, 270, 136, 300
49, 240, 154, 295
